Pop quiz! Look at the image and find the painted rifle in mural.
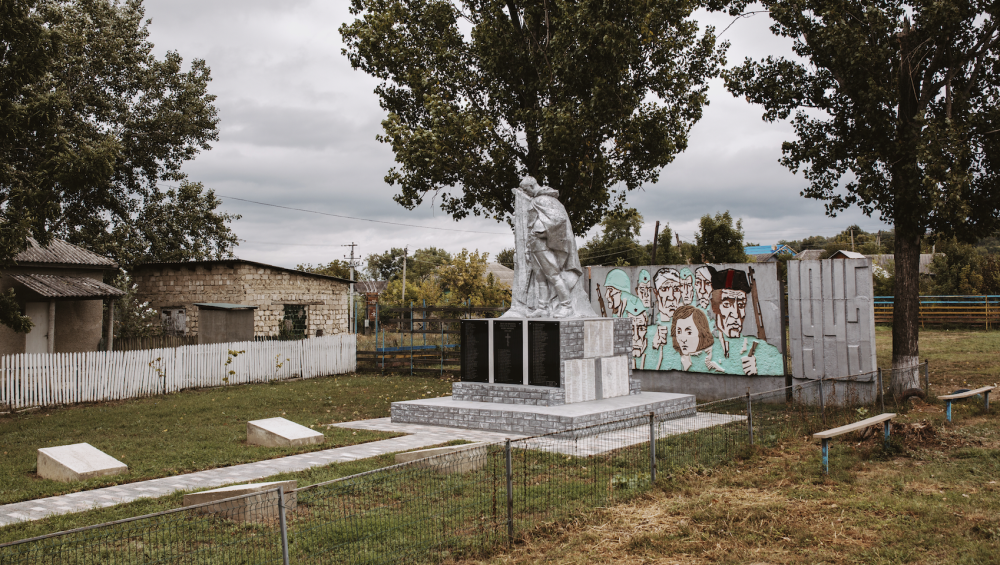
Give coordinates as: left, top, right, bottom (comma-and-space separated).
590, 263, 784, 375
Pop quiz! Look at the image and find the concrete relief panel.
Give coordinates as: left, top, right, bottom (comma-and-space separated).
787, 259, 876, 380
589, 263, 785, 377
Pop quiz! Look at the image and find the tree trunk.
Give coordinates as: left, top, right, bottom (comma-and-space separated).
890, 229, 922, 397
889, 21, 925, 400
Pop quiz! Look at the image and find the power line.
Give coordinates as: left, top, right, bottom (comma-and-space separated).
217, 194, 508, 235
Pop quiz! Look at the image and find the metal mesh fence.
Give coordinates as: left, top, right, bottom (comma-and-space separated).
0, 488, 289, 564
1, 363, 929, 564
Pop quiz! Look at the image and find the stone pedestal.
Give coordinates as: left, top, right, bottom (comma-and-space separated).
247, 417, 325, 447
457, 317, 635, 406
37, 443, 127, 483
182, 480, 297, 523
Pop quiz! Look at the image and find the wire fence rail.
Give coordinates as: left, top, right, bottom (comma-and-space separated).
0, 363, 931, 564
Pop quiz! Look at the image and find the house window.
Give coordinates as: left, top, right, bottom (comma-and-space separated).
281, 304, 307, 339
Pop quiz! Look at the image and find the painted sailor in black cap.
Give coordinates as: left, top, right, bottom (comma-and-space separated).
705, 266, 782, 375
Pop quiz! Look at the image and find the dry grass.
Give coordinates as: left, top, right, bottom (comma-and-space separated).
451, 328, 1000, 565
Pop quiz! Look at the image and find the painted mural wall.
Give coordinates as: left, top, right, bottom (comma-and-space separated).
588, 264, 785, 376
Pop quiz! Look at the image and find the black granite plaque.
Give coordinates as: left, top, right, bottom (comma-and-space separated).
460, 320, 489, 382
492, 320, 524, 385
528, 321, 561, 387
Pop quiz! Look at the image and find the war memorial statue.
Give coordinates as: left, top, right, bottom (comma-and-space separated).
502, 176, 597, 319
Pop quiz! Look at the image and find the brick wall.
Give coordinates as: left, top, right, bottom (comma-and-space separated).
133, 262, 349, 337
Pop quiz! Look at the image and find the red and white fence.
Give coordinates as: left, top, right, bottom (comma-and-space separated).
0, 334, 356, 410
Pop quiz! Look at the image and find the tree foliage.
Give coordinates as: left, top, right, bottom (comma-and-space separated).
297, 259, 355, 280
695, 211, 747, 263
379, 248, 511, 306
1, 0, 224, 331
723, 0, 1000, 380
341, 0, 727, 232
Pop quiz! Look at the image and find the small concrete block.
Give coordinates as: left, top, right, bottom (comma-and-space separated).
584, 320, 614, 358
601, 355, 630, 399
247, 417, 324, 447
183, 480, 297, 523
564, 358, 596, 404
37, 443, 127, 483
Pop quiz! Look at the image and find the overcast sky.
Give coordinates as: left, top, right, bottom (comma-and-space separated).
140, 1, 892, 272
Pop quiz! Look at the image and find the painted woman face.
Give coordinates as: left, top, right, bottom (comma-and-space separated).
674, 316, 699, 355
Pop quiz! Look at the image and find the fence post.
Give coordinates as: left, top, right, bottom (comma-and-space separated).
877, 368, 885, 413
649, 412, 657, 483
440, 315, 444, 377
277, 487, 290, 565
505, 439, 514, 544
746, 391, 754, 446
410, 302, 414, 376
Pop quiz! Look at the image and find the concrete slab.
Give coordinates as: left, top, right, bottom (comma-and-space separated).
584, 320, 614, 358
182, 480, 297, 523
247, 417, 325, 447
37, 443, 127, 483
394, 443, 489, 473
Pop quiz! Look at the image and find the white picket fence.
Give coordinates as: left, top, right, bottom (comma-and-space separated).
0, 334, 356, 410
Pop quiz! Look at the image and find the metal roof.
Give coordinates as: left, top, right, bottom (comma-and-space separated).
16, 238, 118, 269
134, 259, 353, 284
10, 274, 125, 299
193, 303, 259, 311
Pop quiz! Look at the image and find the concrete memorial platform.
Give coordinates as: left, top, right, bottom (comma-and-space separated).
247, 417, 325, 447
37, 443, 127, 483
392, 392, 695, 436
182, 480, 297, 523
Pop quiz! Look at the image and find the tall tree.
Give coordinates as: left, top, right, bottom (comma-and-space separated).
695, 211, 747, 263
724, 0, 1000, 396
297, 259, 355, 280
0, 0, 220, 330
341, 0, 727, 232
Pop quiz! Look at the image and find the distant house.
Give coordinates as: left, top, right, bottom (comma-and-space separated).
0, 238, 123, 355
795, 249, 824, 261
132, 259, 353, 339
829, 250, 867, 260
744, 244, 796, 263
866, 254, 939, 276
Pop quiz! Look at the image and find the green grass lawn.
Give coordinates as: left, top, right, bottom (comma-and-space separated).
873, 327, 1000, 394
0, 372, 454, 507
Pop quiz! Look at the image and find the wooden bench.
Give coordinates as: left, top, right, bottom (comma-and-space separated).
938, 386, 995, 422
813, 413, 896, 474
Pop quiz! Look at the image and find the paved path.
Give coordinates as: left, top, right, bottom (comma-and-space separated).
0, 420, 524, 527
0, 412, 737, 527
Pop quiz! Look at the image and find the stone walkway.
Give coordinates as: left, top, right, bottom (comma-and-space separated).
0, 412, 737, 527
0, 421, 525, 527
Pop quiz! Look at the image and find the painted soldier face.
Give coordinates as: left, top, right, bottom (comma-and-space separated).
695, 267, 713, 309
680, 274, 694, 305
636, 282, 652, 308
654, 271, 682, 321
606, 286, 623, 315
674, 316, 699, 355
717, 289, 747, 338
629, 312, 648, 357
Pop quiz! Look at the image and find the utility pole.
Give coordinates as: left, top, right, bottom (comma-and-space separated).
651, 221, 660, 264
401, 245, 408, 301
344, 242, 360, 334
850, 229, 855, 252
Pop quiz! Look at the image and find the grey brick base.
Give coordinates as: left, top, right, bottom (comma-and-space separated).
452, 382, 566, 406
391, 392, 696, 436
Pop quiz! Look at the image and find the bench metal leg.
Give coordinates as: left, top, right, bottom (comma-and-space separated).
822, 438, 829, 475
884, 421, 891, 450
946, 400, 953, 422
986, 391, 991, 413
